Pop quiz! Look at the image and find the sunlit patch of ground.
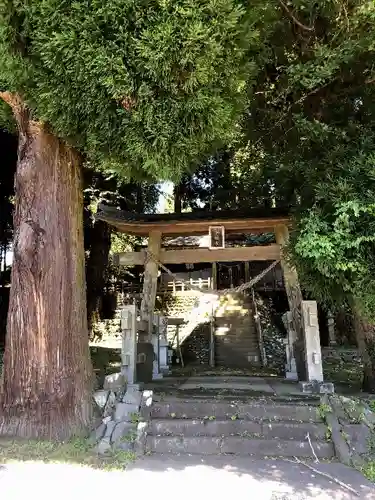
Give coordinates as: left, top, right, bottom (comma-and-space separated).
1, 453, 374, 500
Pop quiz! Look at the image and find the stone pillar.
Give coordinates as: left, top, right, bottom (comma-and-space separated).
328, 311, 337, 346
210, 268, 216, 368
301, 300, 323, 382
151, 314, 166, 380
158, 316, 170, 374
282, 311, 298, 381
121, 304, 137, 385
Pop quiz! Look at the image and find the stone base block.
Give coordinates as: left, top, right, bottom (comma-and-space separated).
122, 390, 142, 406
114, 402, 139, 421
93, 389, 110, 408
300, 381, 335, 394
111, 421, 136, 446
103, 372, 126, 392
285, 371, 298, 381
127, 383, 143, 392
97, 437, 111, 455
160, 368, 171, 375
90, 422, 106, 444
152, 373, 163, 380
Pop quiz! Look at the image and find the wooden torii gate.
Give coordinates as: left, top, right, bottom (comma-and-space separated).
97, 206, 324, 383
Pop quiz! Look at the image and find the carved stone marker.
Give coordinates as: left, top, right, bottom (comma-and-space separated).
121, 304, 137, 385
282, 311, 298, 381
151, 314, 165, 380
301, 300, 323, 383
328, 311, 337, 346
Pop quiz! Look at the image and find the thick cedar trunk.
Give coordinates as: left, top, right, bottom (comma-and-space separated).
86, 219, 111, 335
353, 303, 375, 393
0, 93, 93, 439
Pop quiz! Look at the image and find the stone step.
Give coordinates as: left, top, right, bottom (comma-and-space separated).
146, 435, 334, 458
151, 401, 321, 422
149, 418, 327, 441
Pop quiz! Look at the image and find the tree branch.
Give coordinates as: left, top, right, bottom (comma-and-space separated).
278, 0, 315, 32
0, 91, 22, 109
0, 92, 30, 136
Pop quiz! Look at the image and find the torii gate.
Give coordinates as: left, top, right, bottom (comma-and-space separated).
97, 206, 324, 385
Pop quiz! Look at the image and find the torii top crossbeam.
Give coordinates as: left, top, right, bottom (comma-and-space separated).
96, 205, 291, 237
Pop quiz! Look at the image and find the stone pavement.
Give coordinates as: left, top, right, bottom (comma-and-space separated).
127, 455, 375, 499
1, 455, 374, 500
178, 375, 304, 396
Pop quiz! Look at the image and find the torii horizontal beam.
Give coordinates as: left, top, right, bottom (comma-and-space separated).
114, 244, 281, 266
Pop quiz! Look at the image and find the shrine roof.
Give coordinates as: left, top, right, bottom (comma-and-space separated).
96, 204, 290, 236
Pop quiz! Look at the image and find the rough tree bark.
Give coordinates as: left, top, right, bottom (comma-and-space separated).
352, 301, 375, 393
0, 93, 93, 439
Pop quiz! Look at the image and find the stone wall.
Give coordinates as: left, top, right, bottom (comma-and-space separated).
253, 293, 286, 372
323, 394, 375, 469
322, 347, 361, 363
91, 372, 153, 456
181, 323, 210, 365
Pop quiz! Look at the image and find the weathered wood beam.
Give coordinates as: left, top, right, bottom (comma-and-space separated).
274, 224, 304, 358
139, 230, 161, 342
274, 225, 302, 305
212, 262, 218, 290
107, 218, 290, 236
115, 244, 281, 266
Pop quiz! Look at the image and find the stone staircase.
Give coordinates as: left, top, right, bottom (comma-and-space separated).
146, 397, 335, 459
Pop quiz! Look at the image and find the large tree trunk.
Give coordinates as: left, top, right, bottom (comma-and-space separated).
352, 302, 375, 393
0, 93, 93, 439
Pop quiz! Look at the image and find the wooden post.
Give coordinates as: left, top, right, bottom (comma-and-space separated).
274, 224, 303, 317
212, 262, 218, 290
210, 264, 217, 368
252, 288, 266, 367
210, 303, 215, 367
244, 261, 250, 284
275, 224, 305, 379
140, 230, 162, 342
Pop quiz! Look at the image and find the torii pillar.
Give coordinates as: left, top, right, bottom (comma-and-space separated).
275, 224, 326, 387
275, 224, 305, 380
139, 230, 162, 342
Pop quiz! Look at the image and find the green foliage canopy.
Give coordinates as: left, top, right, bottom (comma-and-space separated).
236, 0, 375, 315
175, 0, 375, 320
291, 133, 375, 316
0, 0, 273, 180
